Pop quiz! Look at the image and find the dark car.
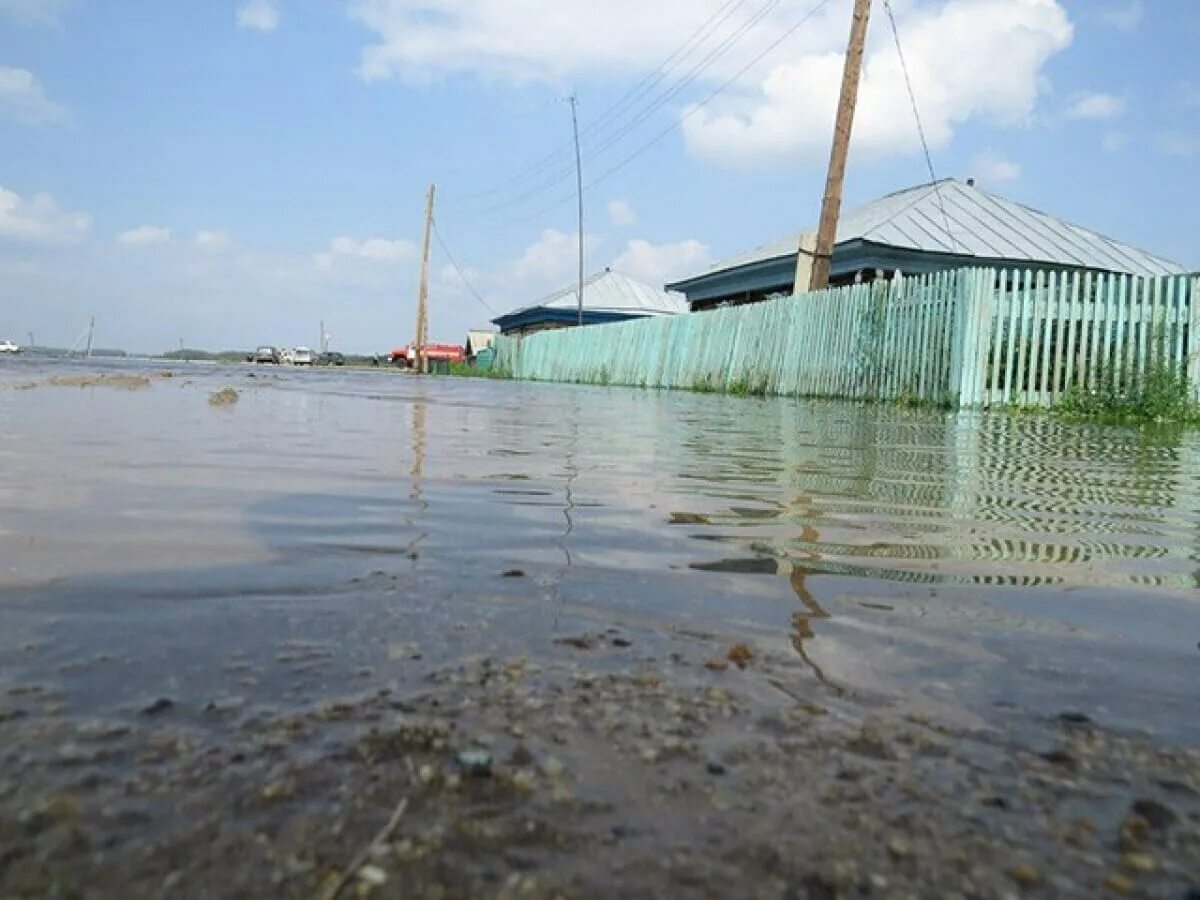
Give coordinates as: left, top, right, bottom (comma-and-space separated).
318, 351, 345, 366
252, 345, 280, 364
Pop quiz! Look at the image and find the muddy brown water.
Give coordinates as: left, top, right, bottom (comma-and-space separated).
1, 357, 1198, 897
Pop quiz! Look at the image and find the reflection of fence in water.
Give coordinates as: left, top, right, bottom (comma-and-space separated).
681, 402, 1200, 593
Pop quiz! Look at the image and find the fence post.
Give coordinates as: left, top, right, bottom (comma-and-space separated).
1189, 276, 1200, 403
953, 269, 994, 407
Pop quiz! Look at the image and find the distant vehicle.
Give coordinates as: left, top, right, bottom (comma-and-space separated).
293, 346, 314, 366
318, 351, 345, 366
280, 348, 295, 365
390, 343, 465, 368
252, 345, 279, 364
1, 339, 22, 353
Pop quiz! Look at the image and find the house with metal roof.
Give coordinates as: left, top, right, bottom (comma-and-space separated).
464, 329, 495, 358
492, 268, 688, 335
668, 179, 1188, 311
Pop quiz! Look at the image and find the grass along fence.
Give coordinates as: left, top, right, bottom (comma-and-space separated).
495, 267, 1200, 409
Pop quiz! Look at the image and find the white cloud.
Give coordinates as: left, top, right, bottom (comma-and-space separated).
0, 66, 66, 124
0, 185, 89, 242
0, 0, 69, 25
1065, 91, 1125, 121
237, 0, 279, 32
349, 0, 1072, 169
1099, 0, 1143, 31
508, 228, 593, 285
314, 235, 415, 269
969, 151, 1020, 183
684, 0, 1073, 169
1101, 131, 1129, 153
607, 199, 637, 227
117, 225, 171, 246
610, 238, 711, 287
349, 0, 781, 82
195, 230, 232, 252
1156, 133, 1200, 158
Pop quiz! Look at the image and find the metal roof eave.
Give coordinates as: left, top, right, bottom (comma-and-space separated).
492, 307, 657, 332
671, 238, 1193, 304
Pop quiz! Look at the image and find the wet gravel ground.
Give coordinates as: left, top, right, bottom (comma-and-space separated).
3, 367, 1200, 898
2, 587, 1198, 899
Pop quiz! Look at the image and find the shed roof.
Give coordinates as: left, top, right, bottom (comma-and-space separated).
465, 330, 495, 354
496, 269, 688, 323
669, 179, 1186, 289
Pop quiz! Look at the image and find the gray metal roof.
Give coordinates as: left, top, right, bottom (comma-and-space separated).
502, 268, 688, 318
671, 179, 1186, 285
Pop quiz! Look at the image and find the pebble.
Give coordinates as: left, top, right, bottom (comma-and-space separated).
140, 698, 174, 717
1121, 853, 1157, 874
540, 757, 565, 778
457, 749, 493, 777
357, 864, 388, 886
706, 760, 727, 776
726, 644, 753, 669
1104, 873, 1134, 895
887, 837, 912, 860
1130, 798, 1177, 832
1012, 864, 1041, 887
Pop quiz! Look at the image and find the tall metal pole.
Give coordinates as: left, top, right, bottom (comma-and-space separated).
569, 95, 584, 327
85, 317, 95, 358
415, 183, 436, 374
810, 0, 872, 291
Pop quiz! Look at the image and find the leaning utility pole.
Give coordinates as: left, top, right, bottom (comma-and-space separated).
415, 183, 436, 374
810, 0, 872, 291
569, 95, 584, 327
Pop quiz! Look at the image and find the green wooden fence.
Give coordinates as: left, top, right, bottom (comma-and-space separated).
495, 267, 1199, 408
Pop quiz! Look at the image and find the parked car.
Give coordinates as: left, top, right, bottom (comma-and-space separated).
293, 346, 314, 366
318, 351, 345, 366
252, 345, 279, 364
0, 339, 20, 354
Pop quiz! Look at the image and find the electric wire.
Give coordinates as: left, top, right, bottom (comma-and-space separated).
477, 0, 794, 217
492, 0, 838, 229
882, 0, 958, 251
431, 218, 498, 316
460, 0, 752, 201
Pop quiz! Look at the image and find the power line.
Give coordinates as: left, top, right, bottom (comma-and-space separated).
493, 0, 838, 229
431, 219, 498, 316
882, 0, 958, 252
478, 0, 793, 218
460, 0, 752, 202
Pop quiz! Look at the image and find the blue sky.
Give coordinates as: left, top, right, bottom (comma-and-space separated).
1, 0, 1197, 353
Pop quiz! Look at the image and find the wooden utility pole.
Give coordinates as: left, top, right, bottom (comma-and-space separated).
569, 95, 585, 326
415, 183, 436, 374
810, 0, 872, 291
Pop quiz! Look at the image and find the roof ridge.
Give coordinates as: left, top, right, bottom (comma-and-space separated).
854, 179, 959, 241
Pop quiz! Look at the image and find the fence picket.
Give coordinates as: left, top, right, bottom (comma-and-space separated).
494, 266, 1196, 410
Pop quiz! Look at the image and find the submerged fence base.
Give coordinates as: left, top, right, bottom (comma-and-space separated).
496, 267, 1199, 409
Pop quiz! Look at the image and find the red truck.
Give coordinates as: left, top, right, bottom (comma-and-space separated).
390, 343, 465, 368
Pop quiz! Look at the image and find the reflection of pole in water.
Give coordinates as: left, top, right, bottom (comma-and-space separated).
410, 399, 426, 501
787, 563, 841, 694
553, 401, 581, 629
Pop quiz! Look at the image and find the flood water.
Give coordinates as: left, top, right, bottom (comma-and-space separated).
1, 357, 1198, 741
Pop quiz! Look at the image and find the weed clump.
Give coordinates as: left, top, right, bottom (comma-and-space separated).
1055, 362, 1199, 426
